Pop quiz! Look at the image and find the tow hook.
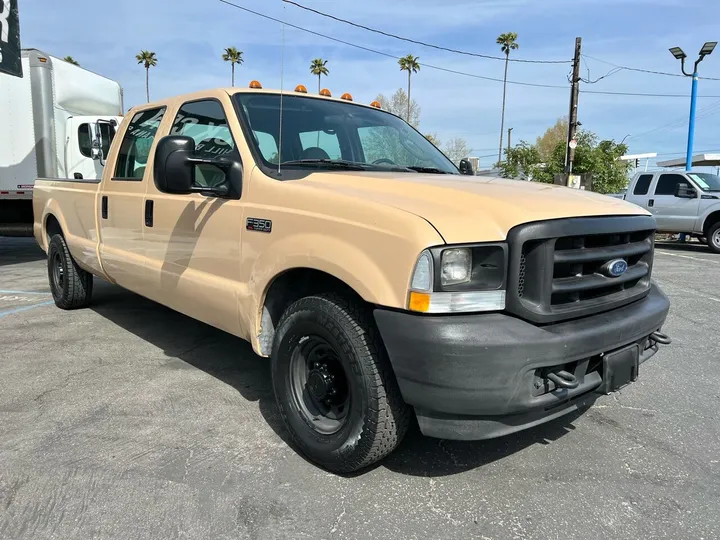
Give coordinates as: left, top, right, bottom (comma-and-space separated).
649, 331, 672, 346
546, 370, 579, 389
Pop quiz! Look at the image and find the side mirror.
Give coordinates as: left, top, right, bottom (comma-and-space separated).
154, 135, 240, 197
459, 158, 474, 176
675, 183, 697, 198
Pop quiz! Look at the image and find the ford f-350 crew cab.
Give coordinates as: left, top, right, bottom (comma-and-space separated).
624, 170, 720, 253
33, 86, 671, 472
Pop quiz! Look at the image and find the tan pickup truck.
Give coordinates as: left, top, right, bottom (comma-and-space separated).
33, 85, 671, 472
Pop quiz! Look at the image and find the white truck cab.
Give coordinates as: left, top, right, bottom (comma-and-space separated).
624, 171, 720, 253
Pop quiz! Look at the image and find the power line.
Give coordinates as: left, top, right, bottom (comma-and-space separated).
217, 0, 568, 90
582, 54, 720, 81
218, 1, 720, 99
281, 0, 572, 64
628, 98, 720, 140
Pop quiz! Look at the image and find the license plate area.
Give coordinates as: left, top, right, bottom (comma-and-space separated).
597, 344, 639, 394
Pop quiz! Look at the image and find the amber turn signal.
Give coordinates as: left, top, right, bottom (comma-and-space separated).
408, 291, 431, 313
249, 80, 263, 89
319, 88, 332, 97
295, 84, 308, 93
340, 92, 353, 101
370, 100, 381, 109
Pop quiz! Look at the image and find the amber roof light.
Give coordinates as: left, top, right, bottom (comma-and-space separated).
320, 88, 332, 97
370, 100, 381, 109
295, 84, 308, 93
249, 80, 262, 89
340, 93, 353, 101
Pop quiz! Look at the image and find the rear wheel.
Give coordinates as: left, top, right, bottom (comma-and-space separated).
271, 293, 410, 473
708, 223, 720, 254
47, 234, 93, 309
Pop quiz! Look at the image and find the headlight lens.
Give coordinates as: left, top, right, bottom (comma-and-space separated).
441, 248, 472, 286
408, 243, 507, 314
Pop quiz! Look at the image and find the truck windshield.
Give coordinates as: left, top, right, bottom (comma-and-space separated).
233, 93, 459, 175
688, 173, 720, 192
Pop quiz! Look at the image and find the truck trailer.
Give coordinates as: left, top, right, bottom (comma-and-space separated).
0, 49, 123, 236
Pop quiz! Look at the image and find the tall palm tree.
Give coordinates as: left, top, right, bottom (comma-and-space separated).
222, 47, 244, 87
398, 54, 420, 123
136, 50, 158, 103
496, 32, 519, 163
309, 58, 329, 93
63, 56, 80, 66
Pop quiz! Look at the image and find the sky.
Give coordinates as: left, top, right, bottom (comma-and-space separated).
17, 0, 720, 170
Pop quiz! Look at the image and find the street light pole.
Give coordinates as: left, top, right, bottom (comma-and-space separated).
670, 42, 717, 172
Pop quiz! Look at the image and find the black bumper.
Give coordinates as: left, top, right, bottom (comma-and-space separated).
374, 284, 670, 441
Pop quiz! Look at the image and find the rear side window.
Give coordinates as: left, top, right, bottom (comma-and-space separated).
633, 174, 653, 195
171, 100, 236, 188
114, 108, 166, 180
655, 174, 687, 196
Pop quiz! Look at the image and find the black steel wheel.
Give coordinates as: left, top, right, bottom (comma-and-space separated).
271, 293, 410, 473
47, 234, 93, 309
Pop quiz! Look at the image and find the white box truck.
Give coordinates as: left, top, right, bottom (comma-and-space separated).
0, 49, 123, 236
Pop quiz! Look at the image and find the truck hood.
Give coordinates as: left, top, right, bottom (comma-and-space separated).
300, 172, 649, 244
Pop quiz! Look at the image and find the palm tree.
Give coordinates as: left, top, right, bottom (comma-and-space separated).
309, 58, 329, 93
398, 54, 420, 123
136, 50, 158, 103
222, 47, 244, 87
63, 56, 80, 66
496, 32, 519, 163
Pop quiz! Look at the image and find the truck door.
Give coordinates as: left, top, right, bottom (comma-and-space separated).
98, 107, 167, 293
624, 173, 654, 209
142, 97, 245, 337
649, 173, 700, 232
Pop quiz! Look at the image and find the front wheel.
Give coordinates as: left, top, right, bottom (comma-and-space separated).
708, 223, 720, 254
47, 234, 93, 309
271, 294, 410, 473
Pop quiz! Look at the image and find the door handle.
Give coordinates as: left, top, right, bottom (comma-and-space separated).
101, 196, 108, 219
145, 200, 154, 227
648, 199, 654, 207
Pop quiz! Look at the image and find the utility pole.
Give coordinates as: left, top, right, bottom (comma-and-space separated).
507, 127, 513, 151
565, 37, 582, 174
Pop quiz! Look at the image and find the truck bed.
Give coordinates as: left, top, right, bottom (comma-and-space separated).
33, 178, 101, 274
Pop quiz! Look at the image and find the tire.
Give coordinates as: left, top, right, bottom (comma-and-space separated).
708, 222, 720, 254
271, 293, 410, 473
47, 234, 93, 309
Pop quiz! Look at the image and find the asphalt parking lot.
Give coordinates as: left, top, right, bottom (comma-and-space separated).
0, 237, 718, 540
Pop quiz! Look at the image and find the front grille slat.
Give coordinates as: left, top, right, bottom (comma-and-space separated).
552, 263, 649, 294
505, 216, 657, 324
554, 240, 651, 264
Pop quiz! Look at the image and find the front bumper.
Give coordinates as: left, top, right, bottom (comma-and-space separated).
374, 284, 670, 440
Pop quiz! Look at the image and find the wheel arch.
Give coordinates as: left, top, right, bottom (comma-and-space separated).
702, 209, 720, 236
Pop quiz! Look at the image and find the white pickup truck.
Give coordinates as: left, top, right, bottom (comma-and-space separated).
624, 171, 720, 253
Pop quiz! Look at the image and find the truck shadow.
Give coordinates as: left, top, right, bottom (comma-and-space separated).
0, 237, 46, 267
89, 280, 588, 478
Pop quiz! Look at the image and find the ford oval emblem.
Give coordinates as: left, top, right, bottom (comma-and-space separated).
602, 258, 628, 278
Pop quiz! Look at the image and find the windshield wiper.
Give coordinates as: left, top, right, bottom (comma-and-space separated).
405, 166, 453, 174
279, 159, 369, 171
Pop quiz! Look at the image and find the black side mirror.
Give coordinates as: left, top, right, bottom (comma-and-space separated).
154, 135, 241, 197
675, 182, 696, 198
459, 158, 474, 176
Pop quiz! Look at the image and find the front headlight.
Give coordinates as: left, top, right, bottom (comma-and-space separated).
408, 244, 507, 314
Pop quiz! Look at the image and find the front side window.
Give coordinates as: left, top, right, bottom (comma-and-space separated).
234, 93, 458, 175
172, 100, 235, 187
78, 123, 92, 158
114, 108, 166, 180
655, 174, 687, 196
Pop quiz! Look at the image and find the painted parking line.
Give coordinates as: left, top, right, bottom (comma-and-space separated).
0, 290, 51, 295
0, 301, 55, 318
655, 250, 719, 264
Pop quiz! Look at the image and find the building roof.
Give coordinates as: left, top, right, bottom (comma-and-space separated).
656, 153, 720, 168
